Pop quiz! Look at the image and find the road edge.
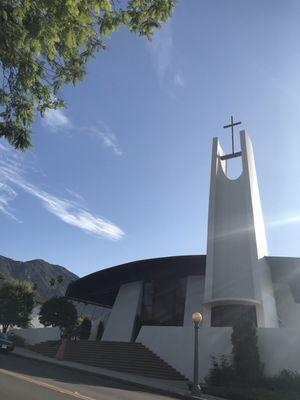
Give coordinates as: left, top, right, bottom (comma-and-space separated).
11, 349, 210, 400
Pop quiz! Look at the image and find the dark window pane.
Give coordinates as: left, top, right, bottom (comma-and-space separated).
211, 304, 257, 327
141, 277, 187, 326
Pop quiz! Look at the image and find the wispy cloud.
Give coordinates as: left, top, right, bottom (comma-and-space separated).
43, 109, 72, 131
42, 112, 122, 156
174, 72, 185, 88
148, 22, 184, 89
0, 144, 124, 240
0, 182, 18, 221
84, 121, 122, 156
149, 23, 174, 81
65, 188, 85, 204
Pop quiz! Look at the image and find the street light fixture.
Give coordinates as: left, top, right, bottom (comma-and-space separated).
192, 312, 203, 394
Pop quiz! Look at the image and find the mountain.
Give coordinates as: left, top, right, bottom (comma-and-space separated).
0, 255, 78, 302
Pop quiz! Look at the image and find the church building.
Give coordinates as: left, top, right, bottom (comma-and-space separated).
66, 126, 300, 380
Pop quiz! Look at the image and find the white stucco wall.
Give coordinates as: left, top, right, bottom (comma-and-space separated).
102, 281, 143, 342
72, 301, 111, 321
258, 328, 300, 375
138, 326, 300, 381
273, 283, 300, 328
28, 301, 110, 330
137, 326, 232, 380
10, 327, 60, 345
89, 316, 109, 340
204, 131, 278, 327
267, 256, 300, 328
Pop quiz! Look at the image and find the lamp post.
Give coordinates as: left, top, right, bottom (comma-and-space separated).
192, 312, 203, 394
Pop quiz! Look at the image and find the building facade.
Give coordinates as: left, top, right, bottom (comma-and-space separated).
66, 131, 300, 380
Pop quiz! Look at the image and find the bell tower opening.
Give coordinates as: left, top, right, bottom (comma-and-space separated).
225, 156, 242, 180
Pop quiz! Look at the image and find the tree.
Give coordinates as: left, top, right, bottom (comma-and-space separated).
0, 279, 34, 333
0, 0, 176, 150
205, 318, 264, 389
38, 296, 77, 338
231, 318, 264, 385
78, 317, 92, 340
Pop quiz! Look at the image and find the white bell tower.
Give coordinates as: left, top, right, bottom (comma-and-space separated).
203, 124, 278, 328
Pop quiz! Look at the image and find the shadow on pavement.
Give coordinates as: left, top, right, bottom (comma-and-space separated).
0, 352, 161, 396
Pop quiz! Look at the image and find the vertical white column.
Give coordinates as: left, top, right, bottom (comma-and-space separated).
203, 131, 278, 327
102, 281, 143, 342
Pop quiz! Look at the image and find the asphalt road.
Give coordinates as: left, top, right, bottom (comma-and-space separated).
0, 352, 179, 400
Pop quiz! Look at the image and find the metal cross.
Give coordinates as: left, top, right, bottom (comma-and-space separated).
223, 116, 241, 154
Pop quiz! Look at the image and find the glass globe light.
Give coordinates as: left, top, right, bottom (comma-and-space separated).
192, 312, 203, 325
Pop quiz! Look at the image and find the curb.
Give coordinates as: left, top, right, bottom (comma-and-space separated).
12, 349, 206, 400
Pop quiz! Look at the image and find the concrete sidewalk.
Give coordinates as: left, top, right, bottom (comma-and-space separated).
12, 347, 221, 400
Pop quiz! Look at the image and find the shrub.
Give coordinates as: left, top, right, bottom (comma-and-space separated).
205, 318, 264, 388
203, 385, 296, 400
204, 318, 300, 399
205, 355, 235, 387
8, 333, 26, 347
231, 318, 264, 385
96, 320, 104, 341
78, 317, 91, 340
264, 369, 300, 392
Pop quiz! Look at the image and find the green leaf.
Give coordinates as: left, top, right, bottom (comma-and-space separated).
0, 0, 176, 150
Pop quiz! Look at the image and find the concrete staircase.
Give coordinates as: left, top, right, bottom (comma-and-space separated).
30, 340, 187, 381
30, 340, 60, 358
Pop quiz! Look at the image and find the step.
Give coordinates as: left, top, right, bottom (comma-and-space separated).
63, 359, 178, 373
30, 340, 187, 381
64, 361, 184, 379
64, 354, 173, 367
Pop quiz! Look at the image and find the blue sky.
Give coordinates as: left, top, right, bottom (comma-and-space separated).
1, 0, 300, 277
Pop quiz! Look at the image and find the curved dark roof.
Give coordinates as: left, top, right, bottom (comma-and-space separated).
66, 255, 206, 307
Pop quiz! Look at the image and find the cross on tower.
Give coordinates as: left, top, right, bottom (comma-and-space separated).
223, 116, 241, 155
